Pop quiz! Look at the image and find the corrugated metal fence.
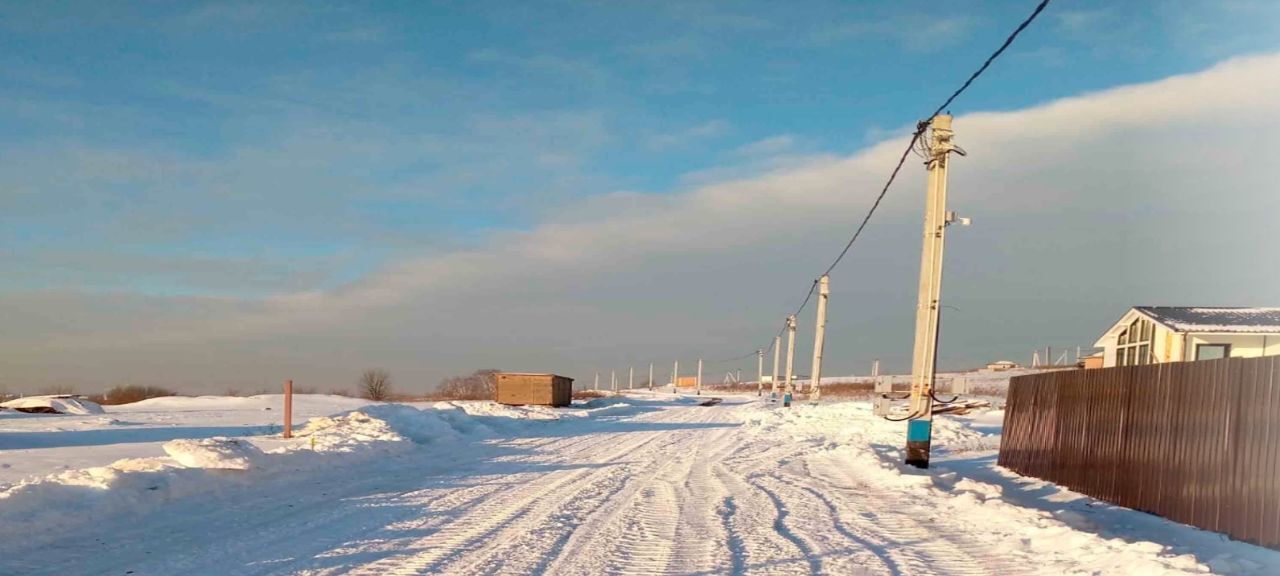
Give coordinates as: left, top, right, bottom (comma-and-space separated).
999, 356, 1280, 549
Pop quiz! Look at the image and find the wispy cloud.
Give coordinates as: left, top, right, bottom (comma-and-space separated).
8, 53, 1276, 393
646, 120, 730, 150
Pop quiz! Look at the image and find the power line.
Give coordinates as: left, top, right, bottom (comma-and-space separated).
738, 0, 1052, 363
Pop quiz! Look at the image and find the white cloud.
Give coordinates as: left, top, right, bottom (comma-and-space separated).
4, 53, 1279, 393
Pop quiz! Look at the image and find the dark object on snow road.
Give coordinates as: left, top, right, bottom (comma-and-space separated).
495, 373, 574, 407
699, 398, 722, 406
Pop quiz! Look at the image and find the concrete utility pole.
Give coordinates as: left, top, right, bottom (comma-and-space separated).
611, 370, 616, 392
628, 366, 634, 390
696, 358, 703, 396
594, 372, 600, 391
756, 349, 764, 397
783, 315, 797, 408
809, 275, 830, 404
905, 114, 967, 469
649, 363, 654, 391
771, 336, 781, 401
673, 361, 679, 390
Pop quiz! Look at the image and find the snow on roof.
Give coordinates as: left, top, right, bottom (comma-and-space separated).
1135, 306, 1280, 334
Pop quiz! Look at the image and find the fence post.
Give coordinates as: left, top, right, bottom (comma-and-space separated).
283, 379, 293, 439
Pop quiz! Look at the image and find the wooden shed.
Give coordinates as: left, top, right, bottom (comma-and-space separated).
494, 373, 574, 407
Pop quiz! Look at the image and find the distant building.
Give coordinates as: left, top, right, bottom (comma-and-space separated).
1093, 307, 1280, 368
494, 373, 573, 407
1081, 350, 1104, 369
984, 360, 1019, 372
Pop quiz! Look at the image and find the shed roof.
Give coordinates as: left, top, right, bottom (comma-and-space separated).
1135, 306, 1280, 334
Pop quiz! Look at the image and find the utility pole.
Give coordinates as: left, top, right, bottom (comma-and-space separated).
783, 315, 797, 408
594, 372, 599, 391
756, 349, 764, 397
905, 114, 966, 469
770, 336, 781, 401
809, 275, 830, 403
628, 366, 634, 390
696, 358, 703, 396
673, 361, 679, 390
648, 363, 654, 391
611, 370, 616, 392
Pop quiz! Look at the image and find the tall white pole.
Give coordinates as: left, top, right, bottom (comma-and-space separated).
628, 366, 634, 390
771, 336, 781, 401
784, 315, 797, 408
649, 363, 654, 391
696, 358, 703, 396
673, 361, 679, 391
906, 114, 962, 469
809, 275, 830, 403
611, 370, 616, 392
594, 372, 599, 391
756, 349, 764, 397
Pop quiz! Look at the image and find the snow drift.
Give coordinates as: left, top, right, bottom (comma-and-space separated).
0, 399, 598, 548
1, 395, 105, 415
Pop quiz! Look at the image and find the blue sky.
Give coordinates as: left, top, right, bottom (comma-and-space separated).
2, 1, 1279, 391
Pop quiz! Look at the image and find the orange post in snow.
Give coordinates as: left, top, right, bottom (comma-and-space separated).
283, 379, 293, 438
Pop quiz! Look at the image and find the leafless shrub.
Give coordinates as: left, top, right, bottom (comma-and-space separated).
38, 384, 78, 396
360, 369, 393, 401
92, 385, 177, 405
436, 369, 500, 400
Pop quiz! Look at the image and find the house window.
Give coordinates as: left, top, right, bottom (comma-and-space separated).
1114, 318, 1159, 366
1195, 344, 1231, 361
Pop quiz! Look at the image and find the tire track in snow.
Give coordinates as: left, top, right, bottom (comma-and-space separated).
537, 402, 730, 576
802, 452, 1027, 576
461, 429, 693, 575
342, 423, 676, 575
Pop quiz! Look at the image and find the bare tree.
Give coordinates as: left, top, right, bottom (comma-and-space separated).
437, 369, 500, 400
360, 369, 393, 401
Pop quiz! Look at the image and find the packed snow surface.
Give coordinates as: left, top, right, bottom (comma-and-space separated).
1, 392, 1276, 575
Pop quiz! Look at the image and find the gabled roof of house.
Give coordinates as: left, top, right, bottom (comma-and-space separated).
1134, 306, 1280, 334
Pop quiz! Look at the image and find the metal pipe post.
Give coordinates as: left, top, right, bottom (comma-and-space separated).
283, 379, 293, 438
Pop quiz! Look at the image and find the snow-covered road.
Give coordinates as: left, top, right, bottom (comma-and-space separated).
3, 394, 1277, 575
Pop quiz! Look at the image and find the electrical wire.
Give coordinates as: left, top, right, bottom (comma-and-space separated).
726, 0, 1053, 371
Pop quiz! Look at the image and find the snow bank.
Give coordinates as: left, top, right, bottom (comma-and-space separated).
163, 438, 263, 470
0, 399, 606, 547
1, 395, 105, 415
740, 402, 1216, 575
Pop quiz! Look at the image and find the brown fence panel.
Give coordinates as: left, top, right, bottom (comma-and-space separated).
999, 355, 1280, 550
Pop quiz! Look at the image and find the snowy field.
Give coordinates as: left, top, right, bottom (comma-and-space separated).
2, 393, 1278, 575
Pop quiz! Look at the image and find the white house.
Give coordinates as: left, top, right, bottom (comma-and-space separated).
1094, 307, 1280, 368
